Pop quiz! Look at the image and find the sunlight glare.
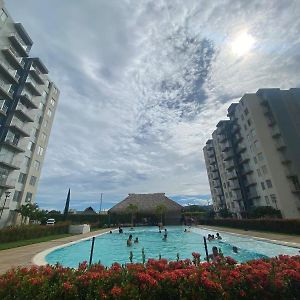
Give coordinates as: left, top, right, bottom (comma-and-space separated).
231, 32, 255, 56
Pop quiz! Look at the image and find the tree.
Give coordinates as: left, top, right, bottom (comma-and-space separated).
249, 206, 282, 219
126, 204, 138, 227
15, 203, 47, 224
155, 204, 167, 225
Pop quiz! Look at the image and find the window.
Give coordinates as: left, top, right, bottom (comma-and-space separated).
50, 98, 55, 106
27, 141, 34, 151
44, 120, 48, 128
254, 156, 258, 164
244, 124, 247, 131
258, 152, 264, 161
266, 179, 273, 188
47, 108, 52, 117
270, 194, 278, 209
244, 108, 249, 116
18, 173, 26, 184
241, 114, 244, 121
37, 146, 44, 156
41, 132, 47, 142
0, 9, 8, 22
262, 165, 268, 174
250, 129, 256, 138
33, 160, 40, 171
229, 191, 233, 197
265, 196, 270, 205
260, 182, 265, 190
38, 116, 43, 125
254, 141, 260, 150
29, 176, 37, 186
247, 119, 252, 126
257, 169, 262, 177
42, 90, 48, 99
25, 192, 33, 203
13, 191, 22, 202
23, 156, 30, 168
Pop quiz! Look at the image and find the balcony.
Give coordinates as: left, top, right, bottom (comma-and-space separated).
240, 163, 253, 175
214, 188, 223, 196
0, 60, 19, 84
0, 100, 8, 116
9, 117, 30, 137
210, 164, 218, 172
232, 190, 243, 201
20, 92, 38, 109
247, 190, 260, 199
8, 33, 30, 57
2, 46, 25, 69
207, 149, 215, 157
275, 137, 286, 151
238, 152, 250, 165
208, 157, 216, 165
231, 179, 240, 190
232, 124, 240, 134
227, 169, 238, 180
245, 175, 257, 187
29, 66, 44, 84
218, 134, 227, 143
233, 133, 243, 144
0, 160, 20, 170
213, 179, 221, 188
224, 159, 235, 170
212, 170, 219, 180
25, 78, 41, 96
0, 180, 15, 189
221, 141, 231, 152
2, 138, 24, 153
0, 79, 14, 100
223, 149, 234, 161
14, 102, 34, 122
236, 143, 246, 154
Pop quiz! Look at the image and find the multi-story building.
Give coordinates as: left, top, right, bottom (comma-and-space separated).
203, 88, 300, 219
0, 1, 59, 227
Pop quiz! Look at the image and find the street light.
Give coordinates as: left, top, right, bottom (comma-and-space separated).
0, 191, 11, 219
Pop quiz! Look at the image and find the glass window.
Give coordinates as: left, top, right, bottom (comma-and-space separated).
254, 156, 258, 164
247, 119, 252, 126
250, 129, 256, 138
266, 179, 273, 188
244, 108, 249, 116
23, 156, 30, 168
241, 114, 244, 121
47, 108, 52, 117
265, 196, 270, 205
39, 102, 45, 111
257, 169, 262, 177
27, 141, 34, 151
258, 152, 264, 161
25, 192, 33, 203
41, 132, 47, 142
44, 120, 48, 128
29, 176, 37, 186
244, 124, 247, 131
270, 194, 277, 209
50, 98, 55, 106
37, 146, 44, 156
13, 191, 22, 202
0, 9, 8, 22
18, 173, 26, 184
33, 160, 40, 171
261, 182, 266, 190
262, 165, 268, 174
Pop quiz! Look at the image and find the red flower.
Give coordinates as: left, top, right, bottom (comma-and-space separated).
63, 282, 73, 290
111, 286, 122, 297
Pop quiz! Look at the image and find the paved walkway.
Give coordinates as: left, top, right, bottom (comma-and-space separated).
0, 228, 112, 275
197, 225, 300, 247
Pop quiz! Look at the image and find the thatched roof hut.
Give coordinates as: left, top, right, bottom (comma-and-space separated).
109, 193, 183, 225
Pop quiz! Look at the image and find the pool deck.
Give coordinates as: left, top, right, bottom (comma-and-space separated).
197, 225, 300, 248
0, 228, 112, 275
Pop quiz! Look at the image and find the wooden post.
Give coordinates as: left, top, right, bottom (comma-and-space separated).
203, 236, 209, 262
89, 237, 95, 266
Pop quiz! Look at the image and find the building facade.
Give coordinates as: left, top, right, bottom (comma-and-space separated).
0, 1, 59, 227
203, 89, 300, 219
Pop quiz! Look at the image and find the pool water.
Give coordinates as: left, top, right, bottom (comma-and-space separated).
46, 226, 300, 268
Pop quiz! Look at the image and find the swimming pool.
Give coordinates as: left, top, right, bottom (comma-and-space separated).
45, 226, 300, 268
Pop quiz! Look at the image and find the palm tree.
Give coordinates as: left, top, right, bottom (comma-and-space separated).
126, 204, 138, 227
155, 204, 167, 226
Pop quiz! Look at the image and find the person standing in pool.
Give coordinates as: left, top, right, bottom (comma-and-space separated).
127, 234, 133, 246
134, 237, 139, 244
119, 227, 123, 234
162, 228, 168, 241
208, 246, 220, 261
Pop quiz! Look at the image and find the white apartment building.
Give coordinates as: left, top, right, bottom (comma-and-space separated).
0, 1, 59, 227
203, 88, 300, 219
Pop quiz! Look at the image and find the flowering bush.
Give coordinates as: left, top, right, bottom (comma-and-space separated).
0, 255, 300, 299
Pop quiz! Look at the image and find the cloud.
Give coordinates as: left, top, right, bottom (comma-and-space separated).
6, 0, 300, 210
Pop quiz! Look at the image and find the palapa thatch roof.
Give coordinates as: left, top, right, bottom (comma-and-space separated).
109, 193, 183, 214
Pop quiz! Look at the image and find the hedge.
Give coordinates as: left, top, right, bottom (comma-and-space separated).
198, 218, 300, 235
0, 222, 70, 243
0, 255, 300, 299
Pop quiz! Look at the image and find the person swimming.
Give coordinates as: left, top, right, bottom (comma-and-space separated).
119, 227, 123, 234
134, 237, 139, 243
216, 233, 222, 240
127, 234, 133, 246
208, 246, 220, 261
232, 246, 238, 254
109, 231, 112, 234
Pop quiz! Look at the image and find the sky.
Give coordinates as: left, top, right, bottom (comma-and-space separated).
6, 0, 300, 211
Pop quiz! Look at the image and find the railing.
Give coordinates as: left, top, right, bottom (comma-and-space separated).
231, 180, 240, 190
10, 33, 29, 51
224, 160, 235, 170
0, 60, 18, 79
227, 169, 237, 180
16, 102, 33, 119
207, 149, 214, 157
26, 77, 39, 90
10, 117, 30, 135
232, 190, 242, 201
0, 100, 8, 115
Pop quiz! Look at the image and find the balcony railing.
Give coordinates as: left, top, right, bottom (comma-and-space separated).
208, 157, 216, 165
2, 137, 24, 152
0, 60, 19, 83
207, 149, 214, 157
210, 164, 218, 172
0, 99, 8, 116
0, 79, 13, 99
221, 141, 231, 152
227, 169, 238, 180
211, 170, 219, 180
275, 137, 286, 151
245, 175, 257, 187
30, 66, 44, 84
25, 77, 41, 96
224, 159, 235, 170
214, 188, 223, 196
240, 163, 252, 175
238, 152, 250, 165
247, 190, 260, 199
8, 33, 29, 57
232, 190, 242, 201
10, 117, 30, 137
15, 102, 34, 122
231, 180, 240, 190
223, 149, 234, 161
20, 91, 38, 108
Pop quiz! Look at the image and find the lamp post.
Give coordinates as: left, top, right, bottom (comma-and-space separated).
0, 191, 11, 219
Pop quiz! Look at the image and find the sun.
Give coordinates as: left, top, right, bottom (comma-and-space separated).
231, 32, 255, 56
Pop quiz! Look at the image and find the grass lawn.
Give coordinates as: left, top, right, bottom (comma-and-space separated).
0, 233, 74, 251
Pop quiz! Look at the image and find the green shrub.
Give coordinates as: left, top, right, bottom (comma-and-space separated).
0, 222, 70, 243
198, 218, 300, 234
